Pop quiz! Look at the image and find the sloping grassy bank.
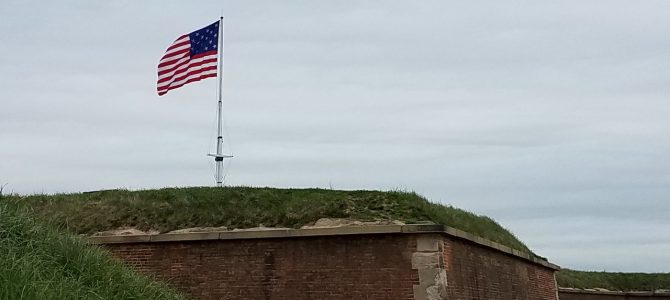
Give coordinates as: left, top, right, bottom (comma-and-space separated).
4, 186, 669, 293
5, 186, 532, 254
0, 202, 186, 300
557, 269, 670, 291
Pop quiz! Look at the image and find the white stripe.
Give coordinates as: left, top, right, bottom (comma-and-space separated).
158, 54, 217, 80
161, 43, 190, 59
158, 54, 190, 73
158, 53, 189, 70
173, 35, 189, 43
157, 37, 190, 67
157, 62, 218, 89
158, 51, 216, 73
158, 61, 217, 88
158, 69, 217, 91
158, 69, 217, 93
167, 36, 189, 49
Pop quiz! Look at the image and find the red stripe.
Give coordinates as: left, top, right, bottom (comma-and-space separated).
164, 35, 188, 50
157, 35, 190, 69
163, 42, 189, 55
158, 56, 189, 73
158, 53, 191, 76
158, 36, 189, 61
159, 66, 217, 92
170, 64, 217, 85
165, 72, 217, 92
157, 50, 217, 75
158, 64, 217, 91
157, 56, 217, 85
158, 48, 189, 65
191, 50, 218, 60
159, 49, 217, 70
157, 66, 216, 89
158, 72, 217, 96
156, 33, 219, 96
158, 54, 216, 79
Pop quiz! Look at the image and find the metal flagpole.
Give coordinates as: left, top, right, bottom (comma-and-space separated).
210, 16, 232, 187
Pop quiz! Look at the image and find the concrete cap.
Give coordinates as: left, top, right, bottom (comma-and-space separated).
88, 224, 560, 270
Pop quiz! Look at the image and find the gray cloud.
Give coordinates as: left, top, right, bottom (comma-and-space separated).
1, 0, 669, 272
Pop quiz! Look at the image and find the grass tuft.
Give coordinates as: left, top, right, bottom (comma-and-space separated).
6, 186, 667, 292
0, 202, 185, 300
557, 269, 670, 291
6, 186, 532, 254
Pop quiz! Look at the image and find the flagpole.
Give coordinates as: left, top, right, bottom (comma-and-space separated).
213, 16, 231, 187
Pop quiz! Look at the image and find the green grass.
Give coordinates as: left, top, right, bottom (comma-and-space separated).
4, 186, 532, 254
0, 202, 186, 300
4, 186, 667, 292
557, 269, 670, 291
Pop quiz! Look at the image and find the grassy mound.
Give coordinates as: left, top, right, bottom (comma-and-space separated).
5, 186, 669, 292
0, 202, 185, 300
557, 269, 670, 291
5, 186, 532, 254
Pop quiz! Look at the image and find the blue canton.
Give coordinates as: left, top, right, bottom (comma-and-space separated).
189, 21, 219, 56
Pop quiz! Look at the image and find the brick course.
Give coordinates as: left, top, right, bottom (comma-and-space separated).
443, 236, 557, 299
97, 226, 559, 300
106, 235, 418, 299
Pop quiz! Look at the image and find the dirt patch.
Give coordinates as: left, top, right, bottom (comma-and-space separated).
91, 218, 410, 236
301, 218, 405, 229
92, 227, 158, 236
167, 226, 229, 234
231, 225, 290, 232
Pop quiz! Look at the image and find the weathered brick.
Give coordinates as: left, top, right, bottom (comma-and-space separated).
99, 232, 559, 300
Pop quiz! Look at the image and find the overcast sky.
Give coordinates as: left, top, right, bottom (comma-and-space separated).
2, 1, 669, 272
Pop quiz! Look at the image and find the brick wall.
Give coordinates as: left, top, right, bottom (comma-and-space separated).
443, 236, 557, 299
106, 234, 418, 299
95, 225, 559, 300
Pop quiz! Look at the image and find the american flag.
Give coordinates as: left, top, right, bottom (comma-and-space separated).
157, 21, 219, 96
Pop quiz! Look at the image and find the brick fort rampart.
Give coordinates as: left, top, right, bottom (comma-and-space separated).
91, 224, 559, 300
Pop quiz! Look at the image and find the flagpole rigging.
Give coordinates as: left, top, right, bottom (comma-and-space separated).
211, 16, 232, 187
159, 19, 231, 185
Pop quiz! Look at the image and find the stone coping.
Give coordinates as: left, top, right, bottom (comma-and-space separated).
559, 287, 670, 296
88, 224, 560, 270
